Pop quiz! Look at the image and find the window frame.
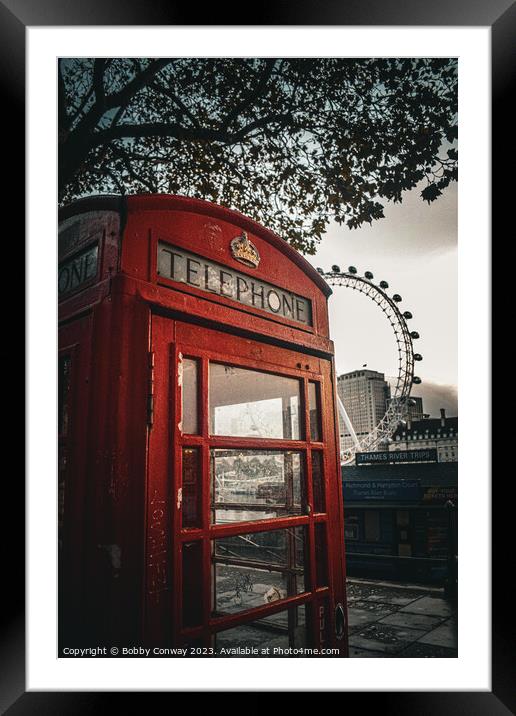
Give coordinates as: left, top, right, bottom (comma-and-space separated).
172, 337, 332, 648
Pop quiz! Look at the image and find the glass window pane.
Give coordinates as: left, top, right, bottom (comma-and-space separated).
182, 448, 202, 529
210, 449, 306, 524
365, 511, 381, 542
181, 357, 199, 434
209, 363, 301, 439
311, 451, 325, 513
344, 513, 360, 542
212, 527, 307, 616
308, 381, 321, 441
214, 604, 309, 656
182, 541, 203, 627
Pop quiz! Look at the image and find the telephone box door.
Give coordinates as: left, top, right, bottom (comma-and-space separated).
146, 315, 348, 656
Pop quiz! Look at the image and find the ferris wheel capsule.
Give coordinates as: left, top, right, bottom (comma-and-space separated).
403, 311, 413, 319
410, 330, 420, 339
364, 271, 374, 280
414, 353, 423, 361
331, 265, 341, 273
413, 376, 422, 384
379, 280, 389, 289
348, 266, 357, 274
392, 294, 402, 302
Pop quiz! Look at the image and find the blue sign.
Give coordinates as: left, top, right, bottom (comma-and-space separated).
343, 479, 421, 502
356, 449, 437, 465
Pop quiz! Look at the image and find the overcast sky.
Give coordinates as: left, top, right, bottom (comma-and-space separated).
305, 181, 458, 417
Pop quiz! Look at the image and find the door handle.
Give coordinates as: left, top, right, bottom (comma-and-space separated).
335, 602, 346, 640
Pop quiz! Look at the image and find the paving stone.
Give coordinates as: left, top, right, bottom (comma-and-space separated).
344, 579, 457, 658
351, 600, 399, 615
363, 587, 423, 607
417, 617, 458, 648
399, 596, 454, 618
347, 610, 379, 631
348, 624, 368, 635
398, 642, 457, 658
346, 584, 376, 602
347, 595, 368, 605
348, 623, 427, 655
349, 646, 388, 658
378, 612, 444, 632
348, 607, 398, 627
349, 634, 412, 655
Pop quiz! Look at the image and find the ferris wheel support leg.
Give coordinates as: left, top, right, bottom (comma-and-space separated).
337, 395, 361, 450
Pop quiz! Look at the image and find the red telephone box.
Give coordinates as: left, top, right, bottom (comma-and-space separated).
58, 194, 349, 656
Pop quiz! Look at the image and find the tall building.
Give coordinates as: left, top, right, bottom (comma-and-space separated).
406, 396, 427, 421
390, 408, 458, 462
387, 395, 428, 421
337, 369, 391, 452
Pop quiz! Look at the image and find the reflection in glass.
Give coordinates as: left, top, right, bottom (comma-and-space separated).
214, 605, 308, 656
182, 358, 199, 434
209, 363, 301, 439
182, 448, 201, 529
311, 451, 325, 513
210, 450, 306, 524
308, 381, 321, 441
182, 541, 203, 627
212, 527, 307, 616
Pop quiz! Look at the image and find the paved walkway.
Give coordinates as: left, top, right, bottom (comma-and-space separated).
346, 577, 457, 658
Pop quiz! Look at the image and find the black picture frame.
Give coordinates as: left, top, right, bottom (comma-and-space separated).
5, 0, 507, 710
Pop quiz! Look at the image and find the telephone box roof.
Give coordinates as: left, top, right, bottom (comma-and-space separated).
59, 193, 332, 298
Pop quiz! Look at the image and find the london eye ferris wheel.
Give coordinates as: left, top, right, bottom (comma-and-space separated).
317, 265, 423, 465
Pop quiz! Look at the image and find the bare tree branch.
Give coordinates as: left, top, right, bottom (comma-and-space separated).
149, 81, 201, 128
95, 112, 294, 146
104, 59, 172, 111
58, 59, 69, 136
222, 59, 277, 130
59, 58, 458, 252
92, 59, 106, 108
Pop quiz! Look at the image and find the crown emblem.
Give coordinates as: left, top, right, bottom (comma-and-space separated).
230, 231, 260, 268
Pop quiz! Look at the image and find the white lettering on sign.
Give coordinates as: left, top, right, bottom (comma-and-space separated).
157, 242, 312, 326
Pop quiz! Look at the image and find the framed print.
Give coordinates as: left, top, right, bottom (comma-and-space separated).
3, 0, 509, 709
